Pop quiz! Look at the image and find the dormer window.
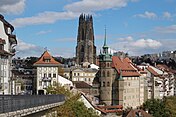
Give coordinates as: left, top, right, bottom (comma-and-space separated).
43, 56, 51, 63
44, 59, 50, 62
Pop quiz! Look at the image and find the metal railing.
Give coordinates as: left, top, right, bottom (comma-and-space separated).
0, 94, 65, 113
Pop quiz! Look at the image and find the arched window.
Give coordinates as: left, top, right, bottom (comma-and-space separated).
103, 82, 105, 87
81, 45, 84, 52
107, 82, 110, 87
103, 71, 105, 77
107, 71, 110, 77
107, 63, 110, 67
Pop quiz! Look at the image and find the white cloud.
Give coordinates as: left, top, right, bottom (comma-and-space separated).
134, 11, 157, 19
11, 11, 79, 27
64, 0, 129, 13
109, 37, 163, 56
0, 0, 25, 14
132, 39, 162, 49
36, 30, 52, 35
163, 11, 172, 19
155, 25, 176, 34
11, 0, 138, 27
119, 36, 133, 41
15, 39, 43, 57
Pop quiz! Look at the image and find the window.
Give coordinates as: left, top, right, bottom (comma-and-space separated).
49, 73, 51, 77
103, 82, 105, 87
128, 82, 130, 86
45, 59, 50, 62
78, 73, 80, 76
53, 74, 56, 78
107, 71, 110, 77
39, 81, 42, 86
107, 63, 110, 67
53, 81, 56, 86
107, 82, 110, 87
103, 71, 105, 77
81, 45, 84, 52
44, 73, 47, 77
0, 45, 4, 50
74, 73, 76, 76
44, 81, 47, 87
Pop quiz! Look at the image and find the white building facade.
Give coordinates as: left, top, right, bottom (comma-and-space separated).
33, 51, 61, 94
0, 14, 17, 94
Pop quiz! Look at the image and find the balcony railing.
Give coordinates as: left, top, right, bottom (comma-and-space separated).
42, 77, 51, 81
0, 94, 65, 113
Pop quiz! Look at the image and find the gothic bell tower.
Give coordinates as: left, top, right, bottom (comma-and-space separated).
76, 14, 96, 65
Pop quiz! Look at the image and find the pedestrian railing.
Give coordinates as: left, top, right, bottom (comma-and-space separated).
0, 94, 65, 113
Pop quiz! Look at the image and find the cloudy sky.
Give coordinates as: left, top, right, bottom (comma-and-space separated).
1, 0, 176, 58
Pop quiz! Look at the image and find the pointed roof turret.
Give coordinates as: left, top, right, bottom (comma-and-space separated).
103, 26, 107, 47
99, 26, 112, 62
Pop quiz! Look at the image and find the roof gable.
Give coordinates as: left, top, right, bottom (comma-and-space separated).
34, 51, 60, 65
146, 67, 159, 76
112, 56, 140, 77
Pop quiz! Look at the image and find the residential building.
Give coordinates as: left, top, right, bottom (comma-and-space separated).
33, 50, 61, 94
144, 65, 175, 99
0, 14, 17, 94
63, 67, 98, 86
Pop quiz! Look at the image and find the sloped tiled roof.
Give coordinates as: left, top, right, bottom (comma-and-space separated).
157, 64, 176, 74
73, 81, 92, 88
34, 51, 60, 65
112, 56, 140, 77
146, 67, 159, 76
126, 109, 152, 117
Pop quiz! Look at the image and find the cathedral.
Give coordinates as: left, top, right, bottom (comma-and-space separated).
76, 14, 96, 65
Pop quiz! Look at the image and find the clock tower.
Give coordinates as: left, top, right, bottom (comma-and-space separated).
99, 28, 113, 105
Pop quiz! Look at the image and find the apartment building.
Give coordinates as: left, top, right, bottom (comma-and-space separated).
33, 50, 61, 94
0, 14, 17, 94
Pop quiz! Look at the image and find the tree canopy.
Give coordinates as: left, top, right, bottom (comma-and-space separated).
46, 84, 99, 117
143, 97, 176, 117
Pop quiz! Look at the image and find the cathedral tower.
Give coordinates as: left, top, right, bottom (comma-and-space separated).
76, 14, 96, 65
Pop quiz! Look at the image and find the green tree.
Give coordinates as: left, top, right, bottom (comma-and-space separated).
46, 84, 99, 117
164, 96, 176, 116
143, 98, 170, 117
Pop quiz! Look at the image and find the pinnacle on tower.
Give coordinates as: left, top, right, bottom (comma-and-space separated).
103, 26, 107, 47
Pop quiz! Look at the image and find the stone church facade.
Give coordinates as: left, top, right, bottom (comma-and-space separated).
76, 14, 96, 65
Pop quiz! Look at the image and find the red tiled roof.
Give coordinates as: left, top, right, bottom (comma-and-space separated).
146, 67, 159, 76
157, 64, 176, 74
34, 51, 60, 65
126, 109, 152, 117
96, 105, 123, 113
112, 56, 140, 77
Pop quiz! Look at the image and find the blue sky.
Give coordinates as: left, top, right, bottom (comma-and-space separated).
1, 0, 176, 58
